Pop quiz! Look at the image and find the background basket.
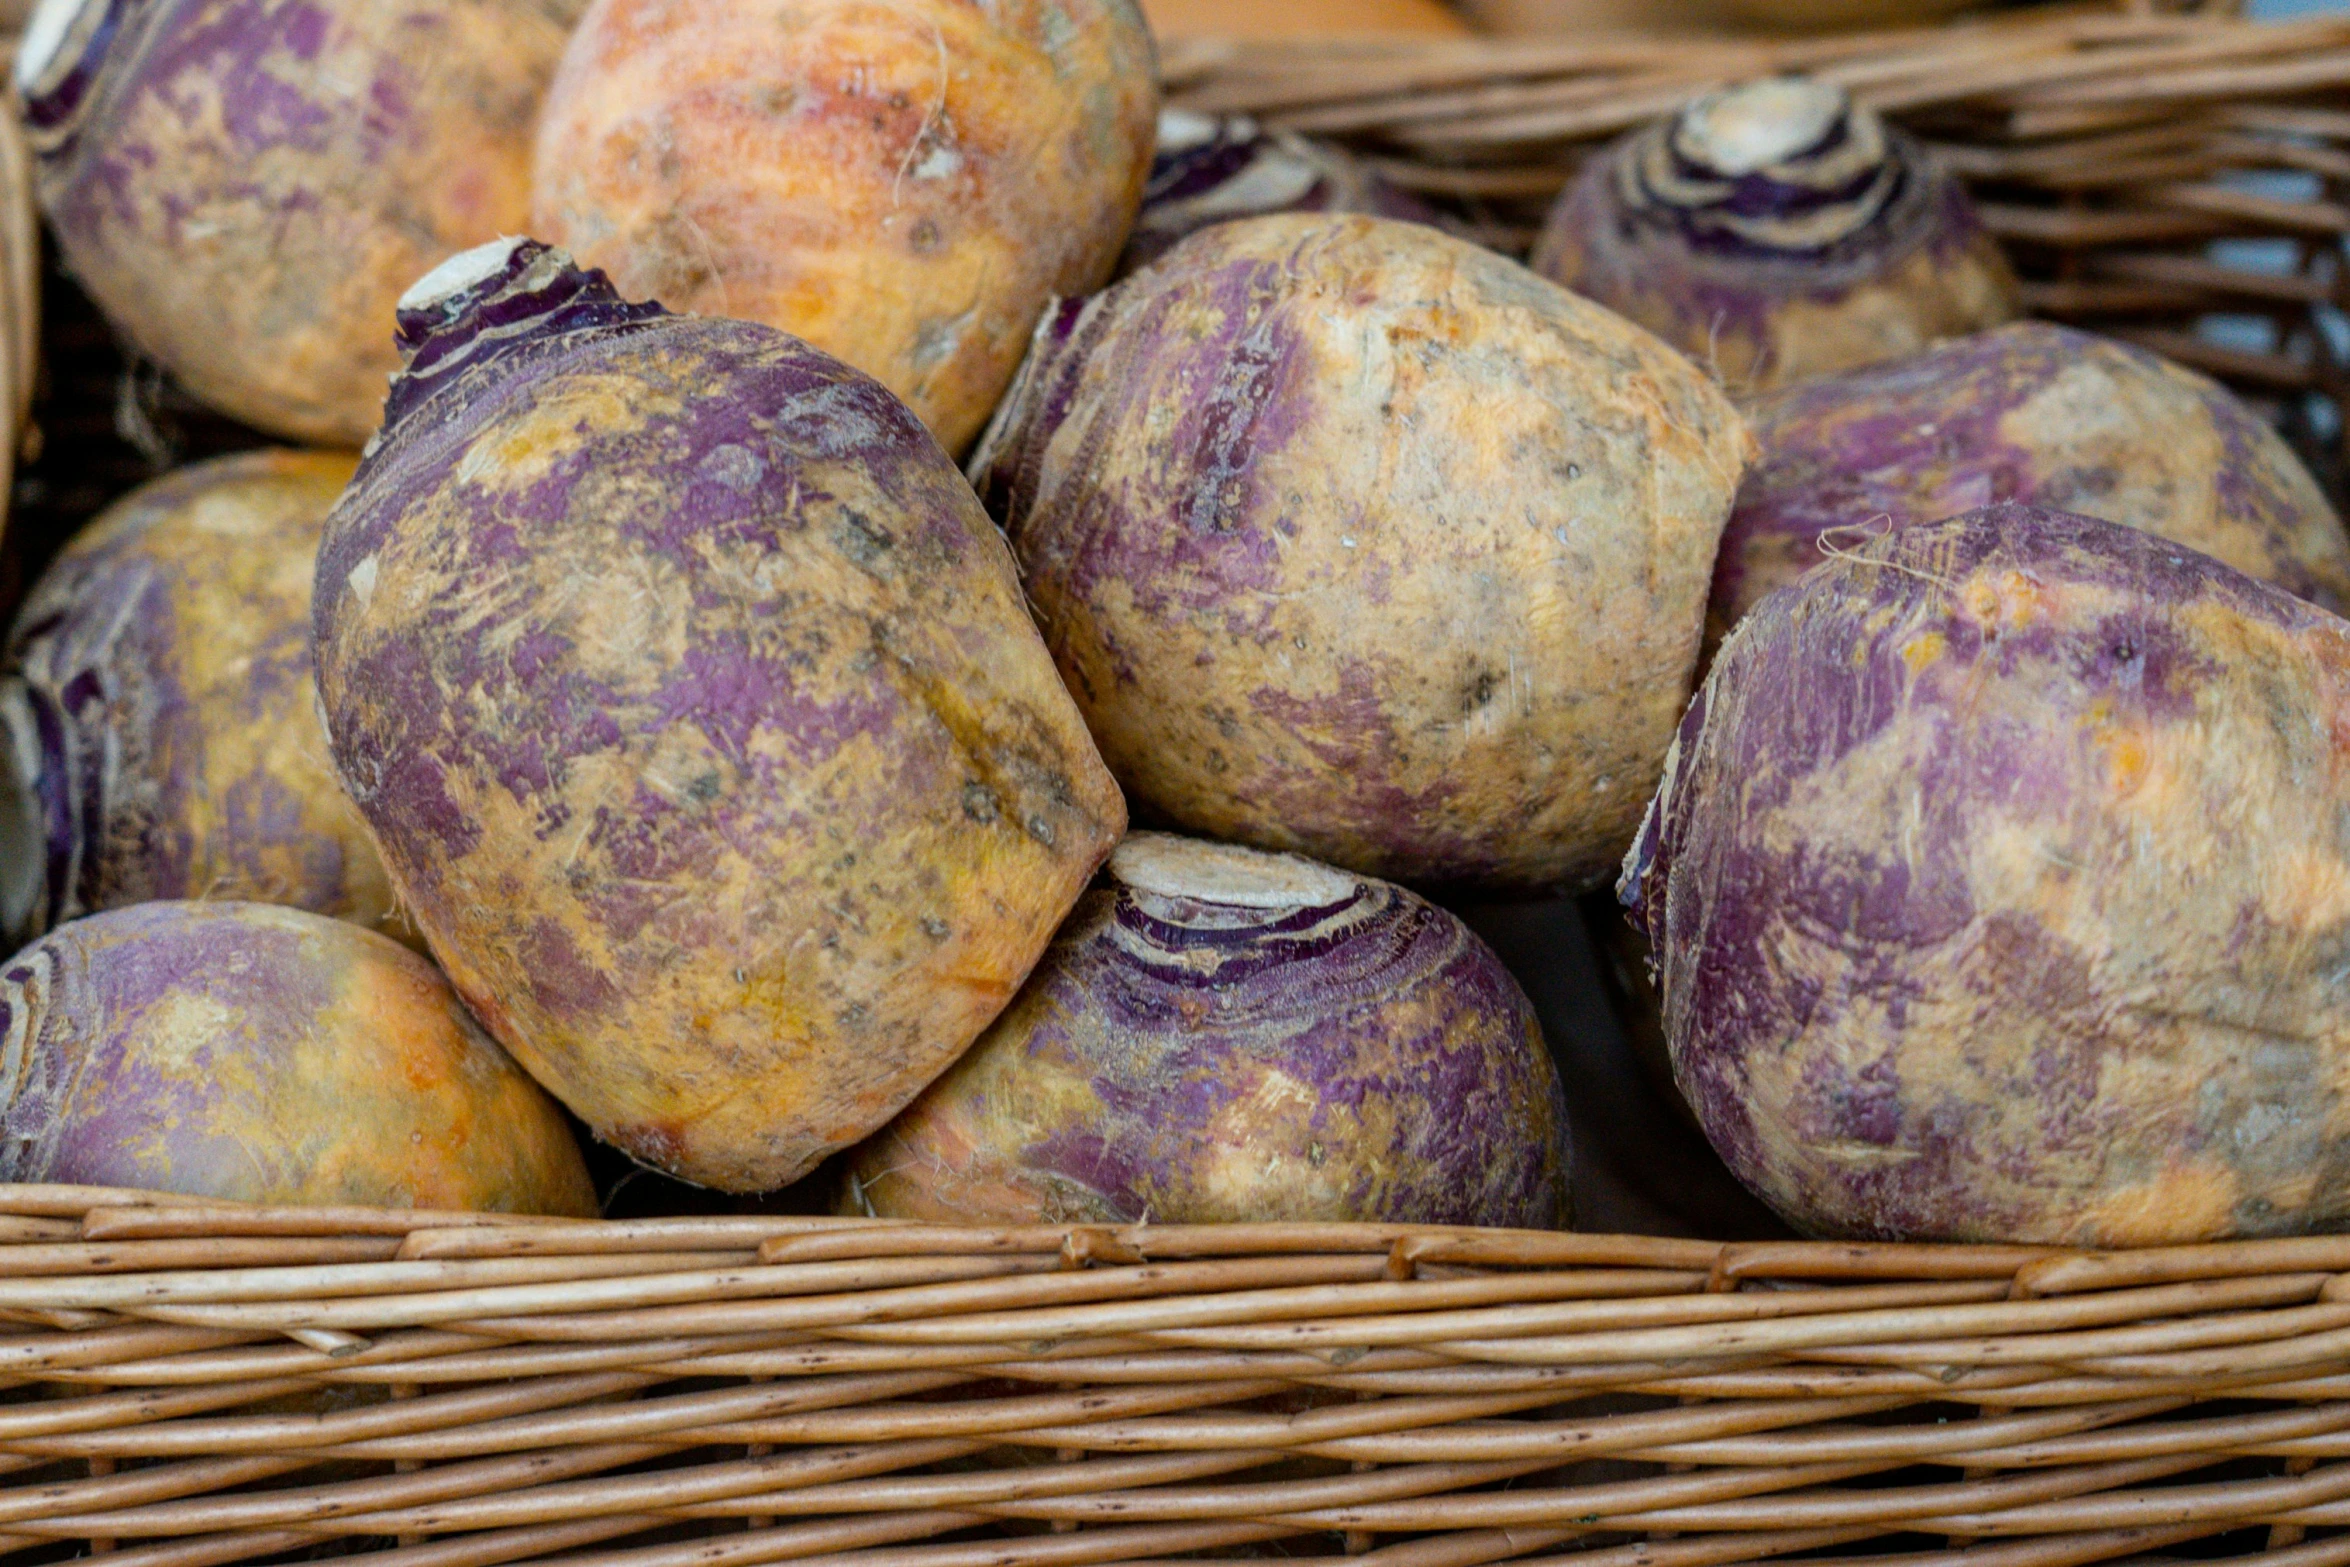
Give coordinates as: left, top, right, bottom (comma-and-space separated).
11, 1186, 2350, 1567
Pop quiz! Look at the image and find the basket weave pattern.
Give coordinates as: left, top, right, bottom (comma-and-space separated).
10, 1186, 2350, 1567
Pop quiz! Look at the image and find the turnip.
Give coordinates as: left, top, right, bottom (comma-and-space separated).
0, 450, 400, 950
970, 212, 1751, 892
14, 0, 571, 446
1625, 502, 2350, 1245
530, 0, 1157, 456
0, 900, 596, 1213
1532, 77, 2017, 393
312, 238, 1125, 1193
1718, 321, 2350, 641
1121, 109, 1438, 275
845, 832, 1569, 1227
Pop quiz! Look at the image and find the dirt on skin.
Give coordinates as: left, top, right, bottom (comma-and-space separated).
27, 0, 570, 445
531, 0, 1157, 456
972, 213, 1752, 894
4, 449, 405, 945
0, 900, 596, 1214
1625, 503, 2350, 1246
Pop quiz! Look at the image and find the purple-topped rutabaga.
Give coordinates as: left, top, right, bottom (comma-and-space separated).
845, 832, 1570, 1227
1716, 321, 2350, 643
0, 451, 400, 951
1533, 77, 2017, 393
14, 0, 571, 444
970, 212, 1752, 893
1625, 502, 2350, 1245
1119, 109, 1440, 275
0, 901, 595, 1212
313, 238, 1125, 1194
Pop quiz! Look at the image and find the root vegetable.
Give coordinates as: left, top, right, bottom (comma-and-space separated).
1625, 502, 2350, 1245
0, 450, 399, 949
1532, 77, 2017, 393
1121, 109, 1439, 275
530, 0, 1157, 455
0, 900, 596, 1213
15, 0, 570, 445
312, 239, 1125, 1193
845, 832, 1570, 1227
970, 212, 1751, 892
1719, 321, 2350, 639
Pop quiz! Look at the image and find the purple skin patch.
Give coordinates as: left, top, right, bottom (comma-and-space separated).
1719, 321, 2350, 630
1622, 503, 2350, 1244
865, 862, 1571, 1227
974, 254, 1319, 643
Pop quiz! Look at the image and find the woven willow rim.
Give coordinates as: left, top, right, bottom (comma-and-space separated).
2, 1185, 2350, 1566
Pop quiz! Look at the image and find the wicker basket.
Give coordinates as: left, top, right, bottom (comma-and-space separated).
11, 1185, 2350, 1567
15, 8, 2350, 1567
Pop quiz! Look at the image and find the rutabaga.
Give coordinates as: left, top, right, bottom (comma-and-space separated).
530, 0, 1157, 454
15, 0, 571, 445
847, 833, 1570, 1228
1625, 503, 2350, 1245
0, 450, 398, 949
312, 239, 1125, 1194
0, 901, 595, 1213
971, 213, 1751, 893
1718, 321, 2350, 643
1120, 109, 1440, 275
1533, 77, 2017, 393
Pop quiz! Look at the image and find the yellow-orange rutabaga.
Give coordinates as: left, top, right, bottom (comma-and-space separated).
531, 0, 1157, 455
